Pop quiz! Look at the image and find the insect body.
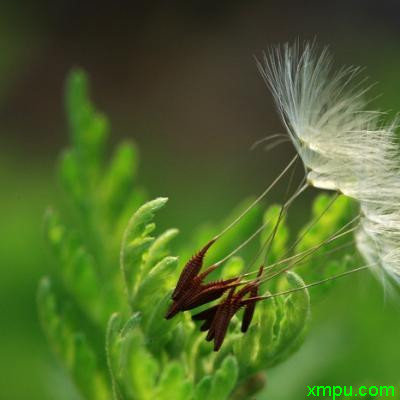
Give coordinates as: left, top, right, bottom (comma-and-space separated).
171, 239, 216, 300
166, 240, 243, 319
192, 268, 264, 351
241, 265, 264, 333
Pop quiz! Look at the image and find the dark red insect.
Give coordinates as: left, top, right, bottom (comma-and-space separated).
167, 238, 266, 351
165, 267, 241, 319
171, 239, 216, 301
206, 288, 237, 351
191, 305, 218, 331
193, 274, 264, 351
183, 276, 242, 309
241, 265, 264, 333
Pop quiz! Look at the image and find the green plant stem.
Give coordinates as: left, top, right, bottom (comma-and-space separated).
231, 372, 267, 400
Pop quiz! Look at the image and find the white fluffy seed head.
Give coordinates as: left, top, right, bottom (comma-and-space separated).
258, 42, 399, 200
260, 41, 400, 284
358, 202, 400, 281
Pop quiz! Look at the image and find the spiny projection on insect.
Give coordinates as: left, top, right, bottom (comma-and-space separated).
166, 238, 266, 350
165, 41, 400, 351
194, 266, 264, 351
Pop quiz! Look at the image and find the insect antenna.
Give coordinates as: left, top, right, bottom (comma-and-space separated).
242, 174, 308, 275
259, 156, 301, 267
282, 192, 340, 258
240, 200, 360, 282
213, 219, 273, 268
236, 218, 359, 289
205, 170, 306, 270
212, 154, 299, 241
240, 264, 370, 306
260, 219, 360, 284
232, 214, 360, 290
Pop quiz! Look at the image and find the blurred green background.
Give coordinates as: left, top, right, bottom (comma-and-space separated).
2, 1, 400, 399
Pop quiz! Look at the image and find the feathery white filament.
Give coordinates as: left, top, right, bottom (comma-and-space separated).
259, 41, 400, 283
257, 42, 398, 198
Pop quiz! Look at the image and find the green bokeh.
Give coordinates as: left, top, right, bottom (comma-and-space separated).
2, 3, 400, 399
